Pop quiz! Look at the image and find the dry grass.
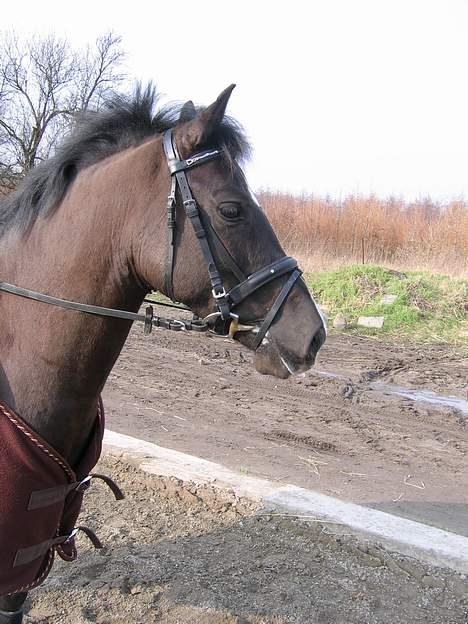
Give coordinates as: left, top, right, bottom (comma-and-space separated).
259, 191, 468, 277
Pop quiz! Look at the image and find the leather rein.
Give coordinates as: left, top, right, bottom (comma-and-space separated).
0, 128, 302, 348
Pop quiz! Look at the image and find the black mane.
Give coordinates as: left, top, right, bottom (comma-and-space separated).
0, 83, 250, 237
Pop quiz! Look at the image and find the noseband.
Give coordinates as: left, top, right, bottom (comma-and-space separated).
0, 129, 302, 349
162, 129, 302, 347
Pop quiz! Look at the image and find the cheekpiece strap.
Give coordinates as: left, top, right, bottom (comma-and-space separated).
162, 129, 231, 320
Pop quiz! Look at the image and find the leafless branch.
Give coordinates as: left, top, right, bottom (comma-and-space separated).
0, 30, 126, 179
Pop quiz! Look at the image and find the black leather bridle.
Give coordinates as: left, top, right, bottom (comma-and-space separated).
162, 128, 302, 347
0, 129, 303, 348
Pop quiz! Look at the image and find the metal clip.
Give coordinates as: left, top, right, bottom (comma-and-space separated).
64, 527, 80, 543
75, 475, 93, 492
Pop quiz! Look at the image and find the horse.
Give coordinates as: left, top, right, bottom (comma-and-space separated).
0, 83, 326, 623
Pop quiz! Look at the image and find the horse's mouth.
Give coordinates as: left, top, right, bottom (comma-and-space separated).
229, 322, 324, 379
253, 341, 316, 379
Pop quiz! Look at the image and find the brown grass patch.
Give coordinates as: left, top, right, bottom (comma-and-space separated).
259, 191, 468, 277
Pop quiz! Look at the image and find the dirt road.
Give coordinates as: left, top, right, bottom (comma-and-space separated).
103, 315, 467, 535
25, 457, 468, 624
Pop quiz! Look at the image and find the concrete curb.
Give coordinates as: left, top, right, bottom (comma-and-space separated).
103, 429, 468, 575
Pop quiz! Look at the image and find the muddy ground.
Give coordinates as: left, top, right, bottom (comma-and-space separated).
26, 456, 468, 624
103, 316, 468, 535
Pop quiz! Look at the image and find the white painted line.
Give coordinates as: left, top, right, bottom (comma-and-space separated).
103, 429, 278, 498
103, 429, 468, 574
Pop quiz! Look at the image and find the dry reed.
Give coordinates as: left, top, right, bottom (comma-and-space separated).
259, 191, 468, 277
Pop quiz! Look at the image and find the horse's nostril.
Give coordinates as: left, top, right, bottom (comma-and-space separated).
308, 326, 326, 361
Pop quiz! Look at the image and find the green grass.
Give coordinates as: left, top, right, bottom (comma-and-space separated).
304, 265, 467, 344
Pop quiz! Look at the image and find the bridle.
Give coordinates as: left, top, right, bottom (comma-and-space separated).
0, 129, 302, 348
161, 129, 302, 347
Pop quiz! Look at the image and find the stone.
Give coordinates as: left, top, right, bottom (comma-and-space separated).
130, 584, 143, 595
380, 294, 398, 305
420, 575, 445, 589
333, 313, 347, 329
357, 316, 384, 329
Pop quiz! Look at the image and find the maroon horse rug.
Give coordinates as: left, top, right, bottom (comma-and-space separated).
0, 400, 122, 596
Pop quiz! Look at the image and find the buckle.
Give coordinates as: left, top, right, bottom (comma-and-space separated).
183, 199, 198, 218
212, 287, 227, 300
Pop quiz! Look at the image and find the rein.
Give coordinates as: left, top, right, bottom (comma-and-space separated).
0, 282, 206, 335
0, 129, 302, 348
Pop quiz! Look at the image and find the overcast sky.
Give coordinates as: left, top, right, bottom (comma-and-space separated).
2, 0, 468, 201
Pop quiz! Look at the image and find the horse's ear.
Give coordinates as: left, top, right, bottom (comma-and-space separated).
179, 84, 236, 153
179, 100, 197, 122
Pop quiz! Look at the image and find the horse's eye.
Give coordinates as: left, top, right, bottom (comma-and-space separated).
219, 202, 241, 221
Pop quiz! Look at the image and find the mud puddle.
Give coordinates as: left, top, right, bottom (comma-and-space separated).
373, 382, 468, 418
313, 371, 468, 417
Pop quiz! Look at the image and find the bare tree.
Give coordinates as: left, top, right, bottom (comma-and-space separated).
0, 31, 125, 188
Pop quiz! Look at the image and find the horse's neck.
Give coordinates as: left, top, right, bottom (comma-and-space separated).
0, 160, 149, 465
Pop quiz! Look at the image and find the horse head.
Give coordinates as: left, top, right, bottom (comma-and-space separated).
136, 85, 326, 378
